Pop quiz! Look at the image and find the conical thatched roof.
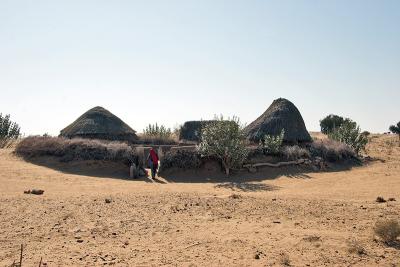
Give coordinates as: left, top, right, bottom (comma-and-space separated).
60, 106, 138, 142
245, 98, 312, 143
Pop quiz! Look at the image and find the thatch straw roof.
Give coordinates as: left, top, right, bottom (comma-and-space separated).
179, 120, 217, 142
244, 98, 312, 143
60, 106, 138, 142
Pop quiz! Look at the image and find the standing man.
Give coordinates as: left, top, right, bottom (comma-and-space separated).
147, 148, 159, 179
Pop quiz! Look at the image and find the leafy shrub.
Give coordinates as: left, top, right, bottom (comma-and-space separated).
374, 219, 400, 244
159, 150, 202, 172
310, 139, 355, 162
320, 114, 352, 134
389, 121, 400, 145
282, 145, 310, 160
328, 120, 368, 155
15, 136, 138, 165
259, 129, 284, 155
0, 113, 21, 148
198, 116, 248, 175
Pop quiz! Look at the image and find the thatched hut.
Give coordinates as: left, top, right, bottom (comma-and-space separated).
179, 120, 217, 142
60, 106, 138, 142
244, 98, 312, 143
179, 120, 236, 142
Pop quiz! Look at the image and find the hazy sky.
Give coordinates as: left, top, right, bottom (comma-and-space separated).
1, 0, 399, 135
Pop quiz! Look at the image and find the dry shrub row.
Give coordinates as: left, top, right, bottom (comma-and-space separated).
159, 150, 202, 173
309, 139, 355, 162
15, 136, 138, 165
138, 134, 177, 145
282, 145, 311, 160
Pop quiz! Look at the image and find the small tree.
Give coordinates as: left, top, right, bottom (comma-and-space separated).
259, 129, 285, 155
198, 116, 248, 176
328, 120, 368, 155
0, 113, 21, 148
320, 114, 352, 134
389, 122, 400, 146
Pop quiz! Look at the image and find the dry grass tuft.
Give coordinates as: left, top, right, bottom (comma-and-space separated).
374, 219, 400, 244
347, 240, 366, 255
282, 145, 310, 160
279, 252, 291, 266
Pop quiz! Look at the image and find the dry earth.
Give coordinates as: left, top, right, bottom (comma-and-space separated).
0, 134, 399, 266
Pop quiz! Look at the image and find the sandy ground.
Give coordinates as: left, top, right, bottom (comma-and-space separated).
0, 134, 399, 266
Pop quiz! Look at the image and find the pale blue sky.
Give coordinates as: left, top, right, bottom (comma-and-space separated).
1, 0, 399, 135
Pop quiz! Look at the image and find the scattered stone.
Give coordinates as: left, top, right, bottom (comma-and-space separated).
105, 198, 112, 204
273, 221, 281, 224
24, 189, 44, 195
388, 198, 396, 202
229, 194, 241, 199
76, 239, 84, 243
254, 253, 260, 259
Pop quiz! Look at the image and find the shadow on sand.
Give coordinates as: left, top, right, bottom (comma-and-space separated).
19, 155, 355, 191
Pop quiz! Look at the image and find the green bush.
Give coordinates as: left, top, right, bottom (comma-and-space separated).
328, 120, 368, 155
320, 114, 352, 134
259, 129, 284, 155
0, 113, 21, 148
198, 116, 248, 176
389, 121, 400, 145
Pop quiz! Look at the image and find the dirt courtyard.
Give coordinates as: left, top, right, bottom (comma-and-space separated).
0, 135, 399, 266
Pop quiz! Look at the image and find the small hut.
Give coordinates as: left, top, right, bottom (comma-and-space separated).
179, 120, 217, 142
244, 98, 312, 143
60, 106, 138, 142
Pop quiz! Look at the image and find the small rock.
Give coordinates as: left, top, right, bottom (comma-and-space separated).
105, 198, 112, 204
31, 189, 44, 195
388, 197, 396, 202
77, 239, 84, 243
255, 254, 260, 259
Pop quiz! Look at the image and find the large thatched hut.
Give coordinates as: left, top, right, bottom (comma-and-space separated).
60, 106, 138, 142
245, 98, 312, 143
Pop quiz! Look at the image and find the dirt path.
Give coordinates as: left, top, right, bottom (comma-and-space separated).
0, 135, 399, 266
